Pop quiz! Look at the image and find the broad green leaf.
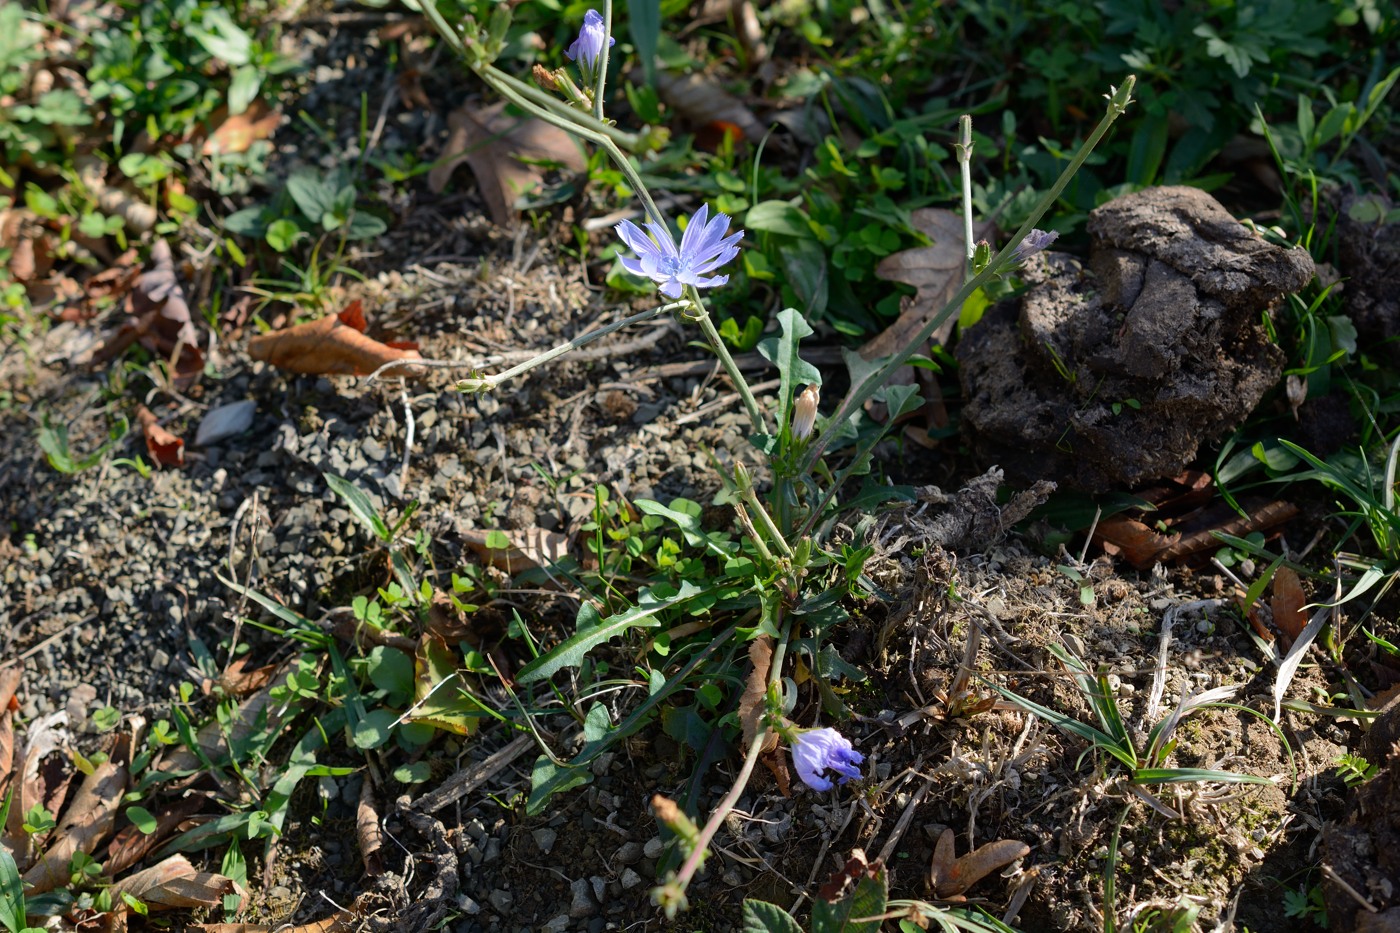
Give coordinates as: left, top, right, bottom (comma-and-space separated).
626, 0, 660, 86
810, 859, 888, 933
745, 201, 813, 238
285, 167, 338, 225
742, 899, 803, 933
126, 806, 158, 834
405, 634, 483, 735
515, 581, 710, 683
352, 708, 398, 749
527, 623, 738, 813
756, 307, 820, 436
367, 646, 414, 700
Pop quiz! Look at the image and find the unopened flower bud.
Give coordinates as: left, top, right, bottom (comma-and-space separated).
733, 460, 753, 492
791, 384, 819, 440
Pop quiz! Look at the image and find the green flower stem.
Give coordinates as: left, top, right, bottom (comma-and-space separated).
593, 0, 612, 122
739, 485, 793, 559
685, 285, 766, 434
798, 76, 1136, 481
957, 114, 975, 267
672, 608, 793, 893
484, 65, 642, 153
457, 300, 688, 392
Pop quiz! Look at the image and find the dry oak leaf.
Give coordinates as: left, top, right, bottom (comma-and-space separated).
201, 98, 282, 156
462, 527, 572, 575
647, 69, 767, 144
136, 404, 185, 468
869, 208, 996, 354
22, 734, 131, 896
94, 239, 203, 380
107, 853, 237, 912
928, 828, 1030, 900
429, 101, 586, 227
248, 300, 421, 376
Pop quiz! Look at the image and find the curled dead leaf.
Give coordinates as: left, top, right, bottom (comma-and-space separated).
928, 828, 1030, 900
739, 635, 778, 754
462, 527, 572, 575
136, 404, 185, 468
22, 734, 131, 895
1270, 566, 1308, 644
649, 70, 766, 145
429, 101, 585, 226
357, 777, 384, 877
107, 853, 237, 912
248, 301, 421, 376
94, 239, 204, 381
870, 208, 996, 354
817, 848, 883, 902
201, 99, 282, 156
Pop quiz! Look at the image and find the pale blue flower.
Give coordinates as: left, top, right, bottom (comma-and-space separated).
566, 10, 615, 80
615, 204, 744, 299
1013, 229, 1059, 262
791, 727, 864, 791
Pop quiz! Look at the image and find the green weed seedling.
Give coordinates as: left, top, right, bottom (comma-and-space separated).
739, 852, 1023, 933
1335, 752, 1378, 787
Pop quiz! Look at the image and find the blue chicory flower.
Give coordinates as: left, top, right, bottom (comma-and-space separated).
1013, 228, 1059, 262
615, 204, 744, 299
791, 727, 864, 792
566, 9, 615, 80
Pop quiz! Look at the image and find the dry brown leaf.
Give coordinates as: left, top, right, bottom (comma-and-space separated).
1271, 566, 1308, 643
248, 301, 421, 376
462, 527, 572, 575
817, 848, 883, 902
357, 777, 384, 877
23, 735, 130, 895
159, 661, 296, 774
108, 853, 237, 912
928, 828, 1030, 900
739, 635, 777, 754
136, 404, 185, 468
429, 101, 585, 226
869, 208, 996, 355
213, 657, 281, 697
193, 912, 356, 933
1095, 499, 1299, 569
201, 99, 282, 156
104, 795, 207, 876
3, 710, 68, 870
648, 70, 766, 144
0, 665, 21, 799
94, 239, 203, 380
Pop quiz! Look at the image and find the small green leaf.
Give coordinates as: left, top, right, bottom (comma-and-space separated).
127, 806, 158, 835
352, 709, 398, 749
325, 473, 392, 542
393, 762, 432, 784
265, 218, 302, 253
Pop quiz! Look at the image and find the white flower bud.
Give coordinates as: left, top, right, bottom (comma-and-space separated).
791, 384, 819, 441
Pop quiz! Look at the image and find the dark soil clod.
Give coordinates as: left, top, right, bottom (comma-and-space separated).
957, 186, 1315, 492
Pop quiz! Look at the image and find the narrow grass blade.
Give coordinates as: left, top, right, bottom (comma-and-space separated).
516, 581, 718, 683
1133, 767, 1276, 786
1273, 603, 1329, 722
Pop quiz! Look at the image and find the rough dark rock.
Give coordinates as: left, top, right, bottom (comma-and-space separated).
1334, 191, 1400, 364
957, 185, 1315, 491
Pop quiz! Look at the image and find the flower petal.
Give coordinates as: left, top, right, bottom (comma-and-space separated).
678, 203, 711, 262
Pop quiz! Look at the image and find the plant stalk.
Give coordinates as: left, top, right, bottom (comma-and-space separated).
799, 77, 1136, 479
